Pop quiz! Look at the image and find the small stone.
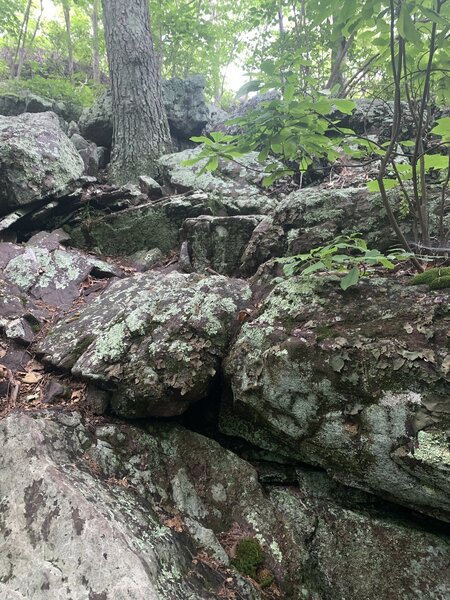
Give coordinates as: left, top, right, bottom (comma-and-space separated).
128, 248, 163, 272
86, 385, 110, 415
138, 175, 163, 199
43, 379, 66, 403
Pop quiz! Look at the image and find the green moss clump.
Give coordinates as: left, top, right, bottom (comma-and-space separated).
429, 275, 450, 290
232, 538, 265, 579
411, 267, 450, 286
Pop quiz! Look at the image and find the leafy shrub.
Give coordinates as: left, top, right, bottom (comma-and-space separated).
0, 75, 103, 107
280, 234, 412, 290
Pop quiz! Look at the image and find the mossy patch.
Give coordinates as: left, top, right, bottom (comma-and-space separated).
429, 275, 450, 290
411, 267, 450, 287
231, 538, 275, 588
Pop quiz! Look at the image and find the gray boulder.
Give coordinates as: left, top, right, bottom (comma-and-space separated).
79, 76, 210, 149
0, 91, 83, 122
0, 112, 84, 215
221, 275, 450, 522
181, 214, 261, 275
67, 191, 212, 256
159, 148, 277, 215
0, 411, 259, 600
38, 271, 252, 417
5, 410, 445, 600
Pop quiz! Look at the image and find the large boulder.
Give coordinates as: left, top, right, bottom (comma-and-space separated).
3, 410, 447, 600
67, 191, 213, 256
0, 232, 120, 344
0, 112, 84, 215
38, 271, 252, 417
159, 148, 277, 215
0, 90, 83, 122
79, 76, 210, 149
0, 411, 262, 600
181, 215, 262, 275
221, 275, 450, 522
240, 186, 450, 275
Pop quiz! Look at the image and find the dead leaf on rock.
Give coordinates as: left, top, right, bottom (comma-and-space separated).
22, 371, 43, 384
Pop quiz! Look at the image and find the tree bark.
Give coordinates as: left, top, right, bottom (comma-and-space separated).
101, 0, 172, 184
62, 1, 74, 79
91, 0, 101, 83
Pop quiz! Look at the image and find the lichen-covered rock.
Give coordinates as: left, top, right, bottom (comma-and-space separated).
221, 275, 450, 521
38, 272, 252, 417
79, 77, 210, 150
0, 91, 82, 122
181, 215, 261, 275
270, 476, 450, 600
67, 192, 212, 256
83, 417, 450, 599
0, 411, 261, 600
0, 234, 119, 343
159, 148, 276, 215
0, 112, 84, 214
240, 186, 450, 274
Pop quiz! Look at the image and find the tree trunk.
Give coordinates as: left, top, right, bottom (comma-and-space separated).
14, 0, 33, 78
102, 0, 172, 184
91, 0, 101, 83
62, 2, 74, 79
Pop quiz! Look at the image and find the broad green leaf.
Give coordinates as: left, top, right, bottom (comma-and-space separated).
340, 266, 360, 290
432, 117, 450, 141
367, 180, 380, 192
424, 153, 449, 171
302, 261, 325, 275
333, 99, 356, 115
419, 6, 449, 27
235, 80, 262, 98
398, 5, 422, 45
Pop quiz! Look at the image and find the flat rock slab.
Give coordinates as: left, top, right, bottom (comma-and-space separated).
0, 112, 84, 214
38, 272, 252, 417
159, 148, 277, 215
0, 411, 248, 600
68, 192, 212, 256
221, 275, 450, 522
0, 234, 120, 344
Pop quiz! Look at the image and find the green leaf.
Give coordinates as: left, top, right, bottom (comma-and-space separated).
419, 6, 449, 27
333, 99, 356, 115
340, 266, 360, 290
190, 136, 210, 144
431, 117, 450, 141
302, 261, 325, 275
424, 153, 449, 171
398, 5, 422, 45
367, 180, 380, 192
235, 80, 262, 98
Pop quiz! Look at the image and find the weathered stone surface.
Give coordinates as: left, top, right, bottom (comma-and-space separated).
79, 77, 210, 150
240, 186, 450, 274
221, 275, 450, 521
0, 91, 82, 123
181, 215, 261, 275
67, 192, 212, 256
128, 247, 163, 272
38, 272, 252, 417
0, 411, 259, 600
87, 417, 450, 599
0, 112, 84, 214
0, 235, 119, 344
160, 148, 276, 215
269, 475, 450, 600
138, 175, 163, 198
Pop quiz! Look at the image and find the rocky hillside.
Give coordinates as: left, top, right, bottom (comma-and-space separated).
0, 89, 449, 600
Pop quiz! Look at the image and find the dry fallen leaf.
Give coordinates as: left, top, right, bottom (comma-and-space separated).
22, 372, 43, 384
